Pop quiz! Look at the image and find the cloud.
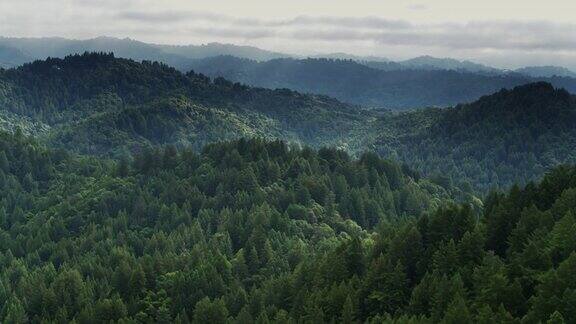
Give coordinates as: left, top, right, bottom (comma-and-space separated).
113, 10, 576, 53
116, 10, 413, 30
0, 1, 574, 69
407, 4, 429, 11
119, 11, 198, 23
282, 15, 413, 29
118, 11, 231, 23
188, 27, 276, 39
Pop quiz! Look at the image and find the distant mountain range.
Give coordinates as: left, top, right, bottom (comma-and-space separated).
1, 36, 574, 75
185, 56, 576, 109
0, 44, 31, 68
1, 36, 575, 109
515, 66, 576, 78
0, 36, 288, 69
397, 55, 502, 74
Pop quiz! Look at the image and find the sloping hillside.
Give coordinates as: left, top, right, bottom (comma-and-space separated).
372, 82, 576, 191
0, 53, 365, 155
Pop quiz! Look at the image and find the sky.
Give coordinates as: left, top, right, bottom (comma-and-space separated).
1, 0, 576, 70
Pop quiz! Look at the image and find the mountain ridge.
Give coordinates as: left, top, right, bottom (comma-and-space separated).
186, 55, 576, 109
3, 37, 576, 110
1, 53, 575, 193
2, 36, 575, 76
515, 65, 576, 78
0, 52, 366, 155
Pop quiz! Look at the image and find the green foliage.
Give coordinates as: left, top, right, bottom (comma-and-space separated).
2, 54, 576, 197
0, 133, 452, 322
374, 82, 576, 192
0, 54, 575, 323
0, 53, 364, 156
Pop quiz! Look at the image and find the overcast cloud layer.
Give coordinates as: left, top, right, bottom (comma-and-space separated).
1, 0, 575, 70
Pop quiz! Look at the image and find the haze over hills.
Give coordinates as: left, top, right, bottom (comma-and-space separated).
186, 55, 576, 109
515, 66, 576, 78
0, 44, 31, 68
1, 36, 574, 76
397, 55, 501, 74
2, 35, 573, 75
157, 42, 289, 61
2, 37, 576, 110
309, 52, 391, 62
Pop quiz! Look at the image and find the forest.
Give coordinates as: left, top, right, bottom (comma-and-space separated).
373, 82, 576, 192
0, 132, 574, 323
1, 53, 575, 193
0, 53, 575, 323
0, 53, 364, 155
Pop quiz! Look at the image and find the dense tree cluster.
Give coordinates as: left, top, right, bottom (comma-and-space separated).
0, 133, 460, 323
375, 82, 576, 192
2, 54, 576, 194
0, 53, 363, 155
1, 54, 576, 322
0, 132, 574, 322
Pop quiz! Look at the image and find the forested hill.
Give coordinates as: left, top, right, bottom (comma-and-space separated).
3, 37, 576, 110
0, 53, 365, 155
0, 133, 456, 322
1, 131, 575, 322
185, 56, 576, 109
373, 82, 576, 192
0, 50, 576, 323
0, 53, 355, 118
433, 82, 574, 134
1, 54, 576, 194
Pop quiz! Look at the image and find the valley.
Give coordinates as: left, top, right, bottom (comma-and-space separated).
0, 50, 575, 323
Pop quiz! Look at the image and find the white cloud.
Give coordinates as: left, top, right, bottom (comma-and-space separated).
0, 0, 575, 69
113, 10, 576, 52
407, 4, 429, 11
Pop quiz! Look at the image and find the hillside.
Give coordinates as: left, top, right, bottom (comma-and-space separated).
0, 130, 575, 322
186, 56, 576, 109
0, 133, 459, 323
4, 0, 576, 322
372, 82, 576, 191
0, 51, 575, 323
0, 53, 365, 155
2, 54, 576, 194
